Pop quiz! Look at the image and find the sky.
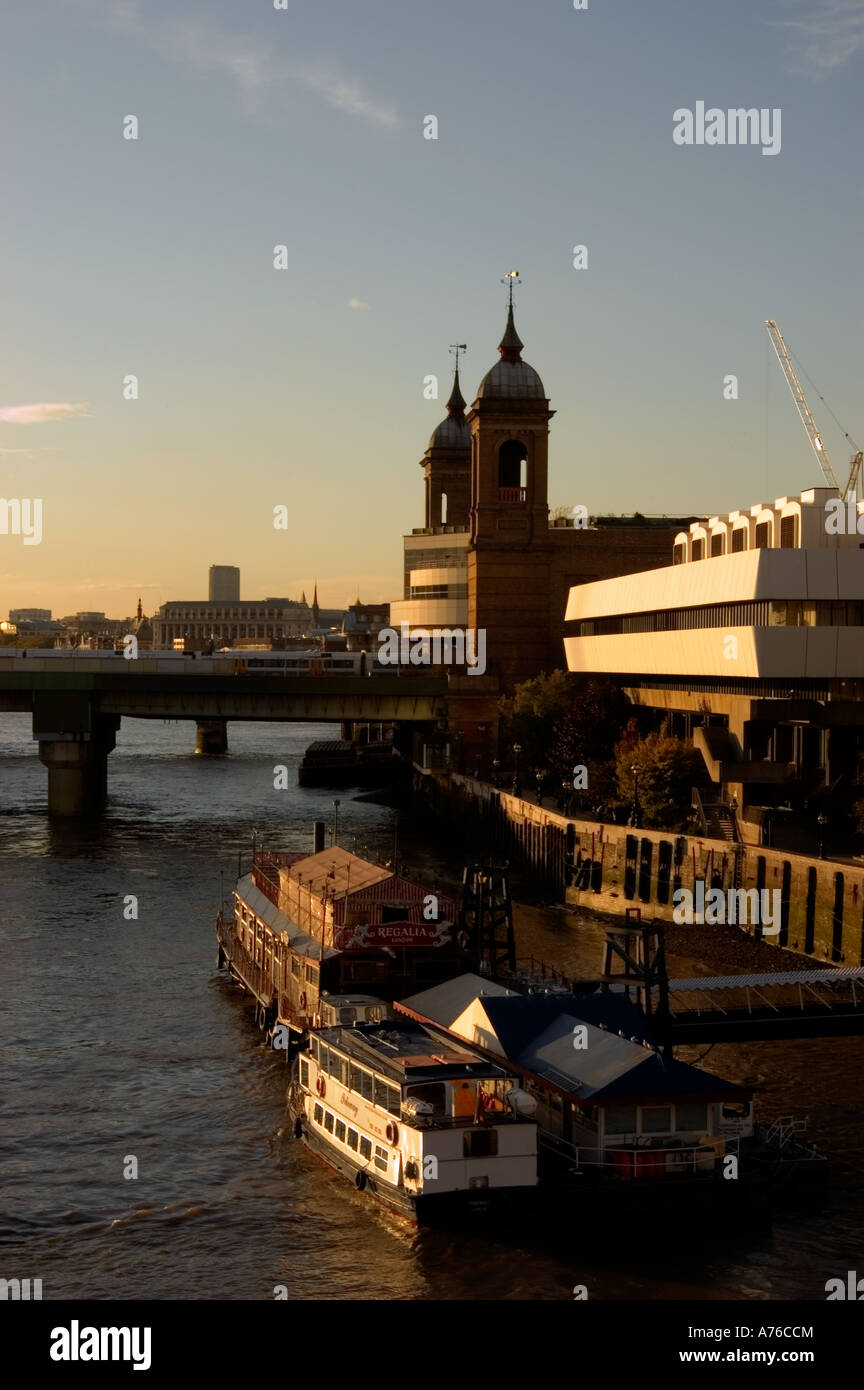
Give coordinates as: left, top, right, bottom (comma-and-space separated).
1, 0, 862, 617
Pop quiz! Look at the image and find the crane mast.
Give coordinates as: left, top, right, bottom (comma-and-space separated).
765, 319, 841, 493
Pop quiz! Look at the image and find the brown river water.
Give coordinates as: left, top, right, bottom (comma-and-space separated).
1, 716, 862, 1300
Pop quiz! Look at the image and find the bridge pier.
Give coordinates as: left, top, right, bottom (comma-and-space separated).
195, 718, 228, 755
37, 717, 119, 816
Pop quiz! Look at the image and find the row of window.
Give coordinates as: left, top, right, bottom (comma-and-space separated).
309, 1038, 402, 1116
312, 1104, 389, 1171
604, 1102, 709, 1137
235, 907, 320, 985
675, 515, 799, 564
408, 584, 469, 599
575, 599, 864, 638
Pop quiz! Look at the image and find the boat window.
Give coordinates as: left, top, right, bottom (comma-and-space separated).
347, 1129, 359, 1151
360, 1070, 375, 1102
641, 1106, 672, 1134
335, 1120, 346, 1143
675, 1103, 707, 1133
604, 1106, 637, 1135
464, 1129, 498, 1158
349, 1064, 364, 1091
324, 1112, 335, 1134
374, 1145, 389, 1172
366, 1006, 382, 1023
299, 1060, 309, 1088
406, 1083, 446, 1116
318, 1045, 330, 1074
305, 963, 319, 984
291, 959, 300, 977
309, 1038, 319, 1061
314, 1104, 323, 1125
359, 1136, 372, 1160
331, 1053, 348, 1085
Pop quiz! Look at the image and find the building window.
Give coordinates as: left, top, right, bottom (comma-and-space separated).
675, 1103, 708, 1132
754, 521, 771, 548
780, 514, 798, 548
731, 527, 746, 552
710, 532, 725, 557
641, 1105, 672, 1134
673, 543, 686, 565
605, 1105, 637, 1135
691, 538, 705, 561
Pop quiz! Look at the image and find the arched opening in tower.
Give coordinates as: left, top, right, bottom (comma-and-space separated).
498, 440, 527, 497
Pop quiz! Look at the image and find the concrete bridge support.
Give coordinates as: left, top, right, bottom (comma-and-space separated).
37, 717, 120, 816
195, 718, 228, 755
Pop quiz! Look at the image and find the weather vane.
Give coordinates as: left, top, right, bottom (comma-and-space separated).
501, 269, 521, 308
449, 342, 467, 370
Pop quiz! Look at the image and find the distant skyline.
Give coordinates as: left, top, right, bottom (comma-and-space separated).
2, 0, 862, 614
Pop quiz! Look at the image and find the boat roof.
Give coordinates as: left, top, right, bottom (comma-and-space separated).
313, 1022, 515, 1085
398, 975, 749, 1104
281, 847, 392, 899
234, 874, 338, 959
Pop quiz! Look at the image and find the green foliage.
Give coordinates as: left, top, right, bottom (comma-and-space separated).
615, 721, 704, 830
499, 670, 577, 772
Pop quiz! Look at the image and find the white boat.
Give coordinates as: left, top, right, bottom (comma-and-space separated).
288, 1019, 538, 1224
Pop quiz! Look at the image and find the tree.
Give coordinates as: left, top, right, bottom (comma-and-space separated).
615, 722, 705, 829
499, 670, 577, 773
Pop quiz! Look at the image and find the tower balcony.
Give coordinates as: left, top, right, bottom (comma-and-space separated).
499, 486, 527, 504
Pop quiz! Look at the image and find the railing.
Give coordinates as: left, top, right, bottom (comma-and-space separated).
498, 487, 527, 504
216, 911, 277, 1009
541, 1131, 735, 1179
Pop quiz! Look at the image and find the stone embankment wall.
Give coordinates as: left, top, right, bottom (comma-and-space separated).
422, 772, 864, 966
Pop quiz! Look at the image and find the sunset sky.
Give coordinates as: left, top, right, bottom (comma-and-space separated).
1, 0, 862, 617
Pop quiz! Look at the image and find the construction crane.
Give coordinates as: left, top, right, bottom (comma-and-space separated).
766, 319, 862, 501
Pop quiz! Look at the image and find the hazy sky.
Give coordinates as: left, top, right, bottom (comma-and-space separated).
1, 0, 862, 616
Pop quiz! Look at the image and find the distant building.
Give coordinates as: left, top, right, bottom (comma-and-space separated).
342, 599, 390, 651
9, 608, 51, 623
153, 597, 312, 648
209, 565, 240, 602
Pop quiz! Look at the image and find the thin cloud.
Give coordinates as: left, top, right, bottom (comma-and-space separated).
773, 0, 864, 76
347, 298, 370, 310
0, 403, 89, 424
93, 3, 398, 127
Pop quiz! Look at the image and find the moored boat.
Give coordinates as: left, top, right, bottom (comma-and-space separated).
287, 1018, 539, 1223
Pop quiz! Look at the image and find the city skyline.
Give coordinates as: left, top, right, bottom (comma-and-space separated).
2, 0, 862, 615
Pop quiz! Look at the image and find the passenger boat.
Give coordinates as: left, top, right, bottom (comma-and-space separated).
287, 1018, 539, 1223
215, 845, 471, 1044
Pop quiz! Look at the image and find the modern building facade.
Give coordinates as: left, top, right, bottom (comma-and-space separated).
564, 486, 864, 827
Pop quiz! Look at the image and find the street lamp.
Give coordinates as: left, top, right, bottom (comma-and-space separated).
332, 799, 341, 846
535, 768, 546, 806
818, 813, 827, 860
512, 744, 522, 798
492, 759, 501, 789
628, 764, 642, 828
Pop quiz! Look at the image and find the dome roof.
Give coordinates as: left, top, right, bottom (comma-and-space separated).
427, 366, 470, 451
476, 359, 545, 399
476, 304, 546, 400
429, 415, 471, 448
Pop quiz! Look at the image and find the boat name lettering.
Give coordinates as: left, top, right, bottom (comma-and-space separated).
339, 1092, 359, 1115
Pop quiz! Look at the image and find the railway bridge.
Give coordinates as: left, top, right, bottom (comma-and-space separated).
0, 659, 493, 815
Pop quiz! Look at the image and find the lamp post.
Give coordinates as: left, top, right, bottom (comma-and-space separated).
535, 768, 546, 807
512, 743, 522, 799
817, 813, 827, 860
492, 759, 501, 790
332, 799, 340, 846
561, 778, 571, 818
628, 764, 642, 828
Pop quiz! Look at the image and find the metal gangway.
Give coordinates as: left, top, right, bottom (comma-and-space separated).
653, 966, 864, 1043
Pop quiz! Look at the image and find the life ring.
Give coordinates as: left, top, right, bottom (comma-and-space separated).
355, 1170, 367, 1191
456, 931, 469, 951
299, 991, 307, 1012
316, 1076, 326, 1098
385, 1122, 399, 1145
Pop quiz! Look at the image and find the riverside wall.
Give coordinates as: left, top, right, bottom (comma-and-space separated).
419, 771, 864, 966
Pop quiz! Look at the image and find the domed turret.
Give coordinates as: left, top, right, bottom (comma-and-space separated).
476, 305, 546, 400
428, 367, 470, 449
